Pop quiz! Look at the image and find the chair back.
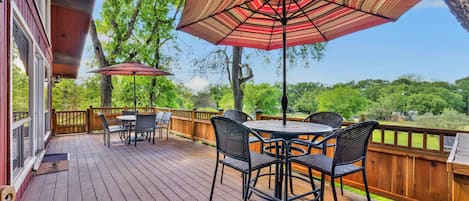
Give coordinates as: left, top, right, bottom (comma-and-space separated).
161, 112, 172, 125
135, 114, 156, 133
223, 110, 253, 123
122, 110, 138, 115
304, 112, 343, 130
211, 116, 251, 162
333, 121, 378, 166
155, 112, 164, 123
98, 113, 109, 132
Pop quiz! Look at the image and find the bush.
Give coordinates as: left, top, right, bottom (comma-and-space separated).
415, 109, 468, 130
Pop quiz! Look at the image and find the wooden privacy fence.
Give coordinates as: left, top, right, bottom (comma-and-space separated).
51, 107, 464, 201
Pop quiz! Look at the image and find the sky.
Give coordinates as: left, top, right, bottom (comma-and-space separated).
78, 0, 469, 92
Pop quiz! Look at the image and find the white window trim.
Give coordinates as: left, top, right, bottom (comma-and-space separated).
10, 2, 51, 185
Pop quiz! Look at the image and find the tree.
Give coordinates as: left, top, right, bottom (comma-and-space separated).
316, 86, 368, 119
90, 0, 183, 107
406, 94, 448, 114
193, 44, 326, 112
243, 83, 281, 115
295, 91, 319, 114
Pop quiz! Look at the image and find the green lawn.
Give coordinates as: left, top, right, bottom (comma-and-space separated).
371, 130, 441, 150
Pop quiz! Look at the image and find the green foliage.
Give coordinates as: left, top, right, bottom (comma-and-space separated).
316, 86, 368, 119
416, 109, 468, 129
295, 91, 318, 113
243, 83, 281, 115
52, 79, 84, 110
12, 63, 29, 112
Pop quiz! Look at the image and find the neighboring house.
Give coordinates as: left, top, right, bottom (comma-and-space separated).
0, 0, 94, 199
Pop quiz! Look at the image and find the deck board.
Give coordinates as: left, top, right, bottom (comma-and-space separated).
22, 133, 368, 201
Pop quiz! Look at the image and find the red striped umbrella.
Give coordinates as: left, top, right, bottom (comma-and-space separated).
177, 0, 420, 125
88, 62, 172, 110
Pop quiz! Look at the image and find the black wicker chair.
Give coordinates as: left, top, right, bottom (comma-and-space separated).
304, 112, 343, 150
303, 112, 345, 194
132, 114, 156, 146
210, 116, 284, 201
155, 112, 171, 141
98, 113, 128, 147
289, 121, 378, 201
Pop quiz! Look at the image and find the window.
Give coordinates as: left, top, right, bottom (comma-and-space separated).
11, 21, 33, 175
44, 63, 50, 136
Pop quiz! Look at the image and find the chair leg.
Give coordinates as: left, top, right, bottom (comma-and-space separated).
107, 133, 110, 148
244, 172, 251, 201
308, 168, 316, 193
362, 169, 371, 201
289, 161, 294, 194
242, 173, 246, 199
152, 131, 155, 144
340, 176, 344, 195
331, 176, 338, 201
166, 127, 169, 141
268, 165, 272, 189
134, 132, 137, 146
209, 154, 219, 201
320, 172, 325, 201
248, 169, 261, 199
220, 155, 225, 184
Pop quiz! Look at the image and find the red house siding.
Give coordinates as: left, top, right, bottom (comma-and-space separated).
0, 0, 11, 186
14, 0, 53, 62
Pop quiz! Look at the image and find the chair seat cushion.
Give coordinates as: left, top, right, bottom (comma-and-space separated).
292, 154, 362, 177
109, 125, 128, 133
221, 153, 279, 173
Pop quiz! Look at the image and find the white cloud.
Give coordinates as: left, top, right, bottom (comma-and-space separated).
417, 0, 447, 8
185, 76, 209, 93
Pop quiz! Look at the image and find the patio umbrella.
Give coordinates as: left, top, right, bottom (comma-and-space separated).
177, 0, 420, 125
88, 61, 173, 111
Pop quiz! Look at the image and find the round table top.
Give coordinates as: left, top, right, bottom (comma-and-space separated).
243, 120, 332, 136
116, 115, 136, 121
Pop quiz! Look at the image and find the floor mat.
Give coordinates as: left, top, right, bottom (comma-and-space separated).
36, 153, 69, 175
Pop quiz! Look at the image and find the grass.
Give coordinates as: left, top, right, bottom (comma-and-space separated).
371, 130, 440, 150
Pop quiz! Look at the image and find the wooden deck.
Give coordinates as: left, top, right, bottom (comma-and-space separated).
21, 133, 368, 201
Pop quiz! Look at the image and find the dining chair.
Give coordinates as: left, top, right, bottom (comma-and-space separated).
155, 112, 171, 141
121, 110, 138, 127
304, 112, 345, 193
98, 113, 128, 147
210, 116, 284, 201
289, 121, 378, 201
133, 114, 157, 146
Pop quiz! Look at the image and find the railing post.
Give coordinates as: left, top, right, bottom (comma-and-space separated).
88, 106, 93, 133
191, 108, 197, 141
218, 109, 224, 116
255, 110, 263, 120
86, 107, 91, 134
51, 108, 57, 135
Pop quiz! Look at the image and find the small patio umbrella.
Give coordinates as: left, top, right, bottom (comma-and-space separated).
177, 0, 420, 125
88, 61, 173, 111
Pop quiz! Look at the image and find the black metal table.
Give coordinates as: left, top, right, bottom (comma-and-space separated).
243, 120, 333, 200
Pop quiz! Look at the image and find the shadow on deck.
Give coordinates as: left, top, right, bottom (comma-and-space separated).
21, 133, 369, 201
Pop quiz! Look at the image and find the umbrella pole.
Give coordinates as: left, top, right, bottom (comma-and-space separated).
133, 72, 137, 111
281, 0, 287, 126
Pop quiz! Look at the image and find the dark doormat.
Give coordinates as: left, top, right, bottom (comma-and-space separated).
36, 153, 69, 175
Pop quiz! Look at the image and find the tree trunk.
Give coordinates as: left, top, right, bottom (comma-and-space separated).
150, 29, 160, 107
232, 46, 243, 111
90, 20, 112, 107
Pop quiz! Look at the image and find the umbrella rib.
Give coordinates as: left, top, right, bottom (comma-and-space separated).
239, 5, 281, 21
290, 0, 329, 41
176, 0, 256, 30
322, 0, 395, 21
214, 1, 272, 45
266, 0, 283, 50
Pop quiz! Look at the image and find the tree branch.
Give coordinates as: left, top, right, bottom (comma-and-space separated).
111, 0, 143, 56
239, 63, 253, 83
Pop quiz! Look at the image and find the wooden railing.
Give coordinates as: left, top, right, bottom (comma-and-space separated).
51, 109, 87, 134
50, 107, 463, 201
